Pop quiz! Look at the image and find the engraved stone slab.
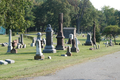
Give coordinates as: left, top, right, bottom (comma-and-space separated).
0, 60, 8, 65
5, 59, 15, 64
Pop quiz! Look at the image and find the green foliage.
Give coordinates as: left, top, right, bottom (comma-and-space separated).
33, 0, 76, 32
102, 25, 120, 43
12, 32, 16, 36
96, 27, 101, 43
0, 0, 35, 33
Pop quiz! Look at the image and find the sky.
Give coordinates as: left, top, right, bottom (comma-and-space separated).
90, 0, 120, 10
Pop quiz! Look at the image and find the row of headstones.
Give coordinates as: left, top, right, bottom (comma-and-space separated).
0, 59, 15, 65
34, 24, 80, 60
7, 29, 26, 53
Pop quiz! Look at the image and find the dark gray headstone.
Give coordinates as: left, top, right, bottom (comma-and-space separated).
71, 38, 78, 52
66, 46, 72, 56
43, 24, 56, 53
5, 59, 15, 64
20, 34, 24, 45
84, 33, 93, 46
63, 27, 76, 38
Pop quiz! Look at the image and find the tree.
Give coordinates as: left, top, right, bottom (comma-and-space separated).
102, 25, 120, 44
0, 0, 34, 33
96, 27, 101, 43
34, 0, 76, 32
102, 6, 118, 26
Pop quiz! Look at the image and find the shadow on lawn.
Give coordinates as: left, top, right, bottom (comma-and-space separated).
4, 52, 35, 55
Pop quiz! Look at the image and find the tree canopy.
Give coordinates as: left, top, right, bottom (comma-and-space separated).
102, 25, 120, 44
0, 0, 120, 34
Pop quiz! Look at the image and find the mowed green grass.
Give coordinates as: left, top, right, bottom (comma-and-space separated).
0, 33, 120, 80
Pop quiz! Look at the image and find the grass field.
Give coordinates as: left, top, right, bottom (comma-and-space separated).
0, 33, 120, 80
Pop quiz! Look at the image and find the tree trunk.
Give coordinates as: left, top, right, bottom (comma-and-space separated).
113, 36, 116, 44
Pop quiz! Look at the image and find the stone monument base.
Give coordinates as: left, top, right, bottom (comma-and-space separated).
66, 52, 72, 56
43, 49, 56, 53
11, 49, 17, 53
34, 55, 44, 60
71, 48, 78, 53
56, 45, 65, 50
7, 46, 12, 53
84, 42, 93, 46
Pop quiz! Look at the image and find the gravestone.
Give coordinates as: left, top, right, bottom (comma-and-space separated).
84, 33, 93, 46
66, 46, 72, 56
98, 45, 100, 49
31, 38, 36, 47
16, 43, 21, 49
0, 60, 8, 65
92, 21, 96, 45
48, 56, 51, 59
20, 34, 24, 45
37, 32, 43, 48
63, 27, 76, 38
0, 26, 6, 35
5, 59, 15, 64
23, 44, 26, 48
34, 39, 44, 60
56, 13, 65, 50
68, 34, 73, 44
43, 24, 56, 53
71, 38, 78, 52
75, 37, 79, 51
37, 32, 42, 40
2, 43, 8, 47
109, 39, 112, 46
11, 40, 17, 53
42, 38, 46, 45
7, 29, 12, 53
18, 37, 21, 43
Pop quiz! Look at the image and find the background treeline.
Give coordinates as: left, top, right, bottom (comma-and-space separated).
0, 0, 120, 33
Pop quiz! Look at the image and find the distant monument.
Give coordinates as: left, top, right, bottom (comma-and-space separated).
66, 46, 72, 56
84, 33, 93, 46
71, 38, 78, 52
56, 13, 65, 50
43, 24, 56, 53
68, 34, 73, 44
92, 21, 96, 45
63, 27, 76, 38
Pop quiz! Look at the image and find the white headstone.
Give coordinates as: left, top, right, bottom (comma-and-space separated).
75, 37, 79, 51
69, 34, 73, 39
5, 59, 15, 64
36, 39, 43, 56
0, 60, 8, 65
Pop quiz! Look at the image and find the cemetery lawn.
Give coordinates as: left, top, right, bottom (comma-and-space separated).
0, 34, 120, 80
